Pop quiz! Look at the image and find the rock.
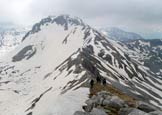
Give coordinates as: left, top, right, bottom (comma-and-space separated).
128, 109, 148, 115
149, 111, 162, 115
126, 101, 136, 107
82, 105, 93, 112
97, 91, 112, 98
104, 95, 112, 102
137, 101, 158, 113
92, 95, 103, 105
119, 108, 148, 115
110, 96, 125, 106
102, 99, 111, 106
103, 96, 125, 109
90, 108, 107, 115
100, 98, 105, 105
119, 108, 135, 115
86, 95, 105, 106
85, 99, 97, 108
85, 99, 96, 106
73, 111, 89, 115
102, 95, 112, 106
91, 95, 97, 100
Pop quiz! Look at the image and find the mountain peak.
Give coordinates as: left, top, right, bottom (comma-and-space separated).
41, 14, 85, 27
52, 15, 85, 26
22, 15, 86, 41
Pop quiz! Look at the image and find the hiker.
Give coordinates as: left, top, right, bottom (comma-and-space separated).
90, 79, 94, 88
96, 76, 101, 83
102, 78, 106, 86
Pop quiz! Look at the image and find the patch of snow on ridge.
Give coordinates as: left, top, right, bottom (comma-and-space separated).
138, 40, 150, 47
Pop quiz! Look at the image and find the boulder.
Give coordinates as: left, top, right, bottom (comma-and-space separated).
119, 108, 135, 115
149, 111, 162, 115
119, 108, 148, 115
82, 105, 93, 112
85, 99, 96, 107
97, 91, 112, 99
102, 95, 112, 105
102, 99, 111, 106
128, 109, 148, 115
90, 108, 107, 115
92, 95, 104, 105
126, 101, 136, 107
137, 101, 158, 113
85, 99, 97, 108
103, 96, 125, 109
110, 96, 125, 107
86, 95, 105, 106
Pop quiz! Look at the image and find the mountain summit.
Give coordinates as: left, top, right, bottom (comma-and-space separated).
22, 15, 85, 41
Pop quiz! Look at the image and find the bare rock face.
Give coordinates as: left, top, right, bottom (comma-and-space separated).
12, 45, 36, 62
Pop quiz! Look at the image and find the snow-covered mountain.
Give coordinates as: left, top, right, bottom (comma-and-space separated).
100, 27, 143, 42
101, 27, 162, 77
123, 39, 162, 76
0, 27, 27, 56
0, 15, 162, 115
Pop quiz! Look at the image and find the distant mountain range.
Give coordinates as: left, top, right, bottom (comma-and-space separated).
100, 27, 144, 42
123, 39, 162, 75
100, 27, 162, 76
0, 26, 27, 56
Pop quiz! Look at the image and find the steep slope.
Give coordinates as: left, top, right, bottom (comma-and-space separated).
100, 27, 143, 42
0, 15, 162, 115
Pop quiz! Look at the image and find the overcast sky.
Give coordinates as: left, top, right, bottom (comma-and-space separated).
1, 0, 162, 38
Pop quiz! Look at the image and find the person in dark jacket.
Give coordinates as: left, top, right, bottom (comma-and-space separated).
102, 78, 106, 86
90, 79, 94, 88
96, 76, 101, 83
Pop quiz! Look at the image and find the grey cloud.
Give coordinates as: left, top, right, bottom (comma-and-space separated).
0, 0, 162, 34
